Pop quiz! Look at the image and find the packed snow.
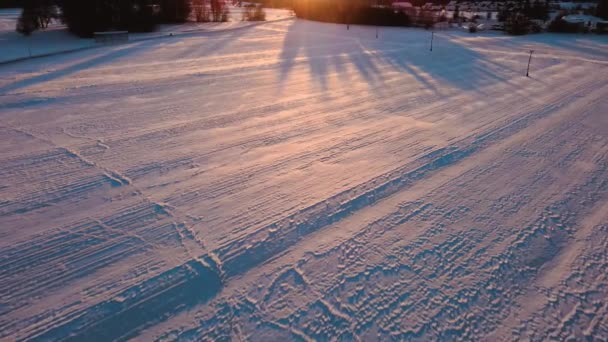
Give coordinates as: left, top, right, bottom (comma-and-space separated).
1, 17, 608, 341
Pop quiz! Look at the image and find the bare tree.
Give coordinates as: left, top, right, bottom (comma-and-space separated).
193, 0, 210, 22
210, 0, 226, 22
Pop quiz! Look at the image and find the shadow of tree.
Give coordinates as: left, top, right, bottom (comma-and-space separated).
277, 20, 385, 90
276, 21, 518, 95
0, 40, 166, 94
0, 25, 263, 95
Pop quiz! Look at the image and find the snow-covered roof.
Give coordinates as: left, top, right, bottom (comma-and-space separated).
392, 2, 414, 8
559, 2, 596, 10
563, 14, 603, 24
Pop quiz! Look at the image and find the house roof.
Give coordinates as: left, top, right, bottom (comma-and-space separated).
392, 2, 414, 8
563, 14, 603, 24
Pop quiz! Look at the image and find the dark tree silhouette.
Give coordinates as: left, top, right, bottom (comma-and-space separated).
159, 0, 191, 22
597, 0, 608, 19
1, 0, 24, 8
58, 0, 158, 37
293, 0, 411, 27
16, 0, 57, 35
524, 0, 549, 21
193, 0, 211, 22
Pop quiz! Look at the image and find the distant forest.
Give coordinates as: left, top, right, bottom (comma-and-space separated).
2, 0, 601, 8
1, 0, 23, 7
6, 0, 606, 37
10, 0, 248, 36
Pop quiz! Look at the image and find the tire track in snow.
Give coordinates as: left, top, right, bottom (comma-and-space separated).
2, 23, 607, 341
214, 76, 600, 278
127, 70, 607, 341
165, 83, 608, 341
18, 56, 605, 342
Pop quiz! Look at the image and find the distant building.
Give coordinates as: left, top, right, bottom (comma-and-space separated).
563, 14, 605, 30
392, 2, 416, 15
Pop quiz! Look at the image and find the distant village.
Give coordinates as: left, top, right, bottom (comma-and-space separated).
384, 0, 607, 32
5, 0, 608, 37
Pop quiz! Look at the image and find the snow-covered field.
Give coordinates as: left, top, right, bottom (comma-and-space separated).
0, 8, 19, 31
0, 8, 292, 64
1, 18, 607, 341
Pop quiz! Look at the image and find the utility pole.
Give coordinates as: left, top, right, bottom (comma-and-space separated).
373, 0, 380, 38
27, 35, 32, 58
526, 49, 534, 77
430, 31, 434, 51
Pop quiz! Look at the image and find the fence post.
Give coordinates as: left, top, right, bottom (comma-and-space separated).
526, 50, 534, 77
27, 35, 32, 58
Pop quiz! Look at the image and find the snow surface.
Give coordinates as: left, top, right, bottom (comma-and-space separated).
0, 8, 95, 64
0, 7, 292, 64
1, 18, 608, 341
0, 8, 19, 31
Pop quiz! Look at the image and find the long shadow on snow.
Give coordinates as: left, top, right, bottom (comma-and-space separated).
489, 33, 608, 60
277, 21, 513, 94
377, 31, 513, 92
171, 24, 260, 60
31, 258, 223, 342
278, 20, 383, 91
0, 38, 182, 95
17, 23, 530, 340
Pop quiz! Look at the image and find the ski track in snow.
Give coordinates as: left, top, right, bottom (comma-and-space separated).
0, 19, 607, 341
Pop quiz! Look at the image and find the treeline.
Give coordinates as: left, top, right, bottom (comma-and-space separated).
60, 0, 160, 36
246, 0, 293, 10
497, 0, 608, 35
492, 0, 550, 35
0, 0, 23, 8
595, 0, 608, 19
15, 0, 234, 37
293, 0, 411, 26
496, 0, 550, 23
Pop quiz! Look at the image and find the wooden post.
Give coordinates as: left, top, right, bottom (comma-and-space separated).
430, 31, 434, 51
526, 49, 534, 77
27, 36, 32, 58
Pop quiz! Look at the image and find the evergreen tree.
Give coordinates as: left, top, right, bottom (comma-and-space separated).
505, 12, 531, 35
453, 5, 459, 22
129, 0, 160, 32
597, 0, 608, 19
523, 0, 531, 16
16, 0, 57, 35
59, 0, 158, 37
524, 0, 549, 21
159, 0, 192, 22
1, 0, 24, 8
16, 1, 37, 35
497, 6, 509, 22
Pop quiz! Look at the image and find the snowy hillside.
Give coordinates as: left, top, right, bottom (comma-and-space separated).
1, 18, 607, 341
0, 7, 292, 64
